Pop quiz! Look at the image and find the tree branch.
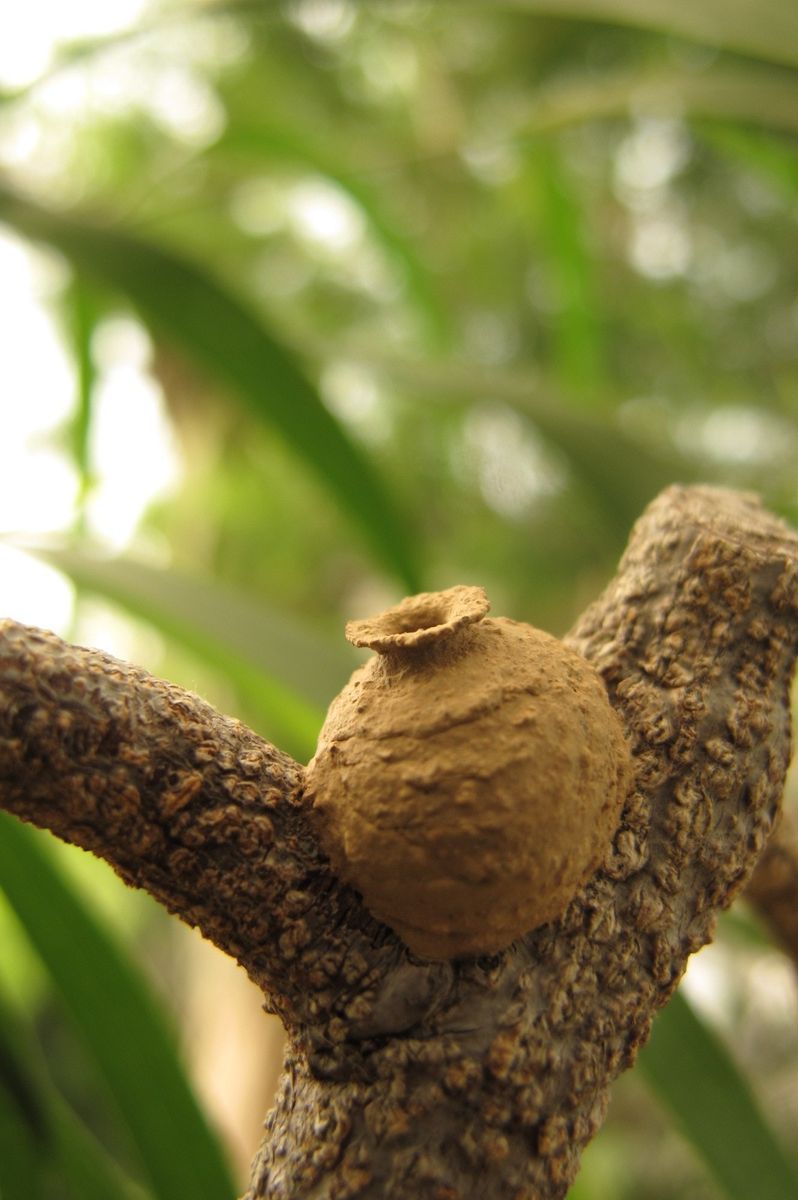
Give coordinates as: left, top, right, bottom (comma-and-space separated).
2, 485, 798, 1199
0, 620, 343, 1024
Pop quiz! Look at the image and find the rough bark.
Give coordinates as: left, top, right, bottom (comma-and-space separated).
1, 484, 797, 1199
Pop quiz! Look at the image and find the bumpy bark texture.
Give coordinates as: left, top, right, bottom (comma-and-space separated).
1, 484, 798, 1200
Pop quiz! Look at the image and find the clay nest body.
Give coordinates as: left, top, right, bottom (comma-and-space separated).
305, 586, 631, 958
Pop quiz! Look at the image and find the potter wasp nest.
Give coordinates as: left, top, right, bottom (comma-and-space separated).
305, 586, 630, 959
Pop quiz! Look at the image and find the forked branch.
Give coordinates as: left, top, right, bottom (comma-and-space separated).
1, 485, 797, 1199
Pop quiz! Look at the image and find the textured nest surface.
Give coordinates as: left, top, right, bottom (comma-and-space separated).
308, 586, 630, 957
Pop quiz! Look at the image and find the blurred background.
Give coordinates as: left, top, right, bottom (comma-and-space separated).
1, 1, 798, 1198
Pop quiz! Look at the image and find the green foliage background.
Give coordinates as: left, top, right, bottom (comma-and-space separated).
1, 2, 798, 1197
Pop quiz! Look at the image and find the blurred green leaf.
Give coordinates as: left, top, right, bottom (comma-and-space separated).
16, 541, 333, 760
312, 344, 687, 527
637, 989, 798, 1200
717, 902, 771, 949
53, 1105, 147, 1200
0, 1075, 47, 1200
699, 123, 798, 201
0, 980, 146, 1200
564, 1174, 593, 1199
505, 0, 798, 69
59, 280, 103, 533
0, 184, 421, 593
0, 1011, 47, 1152
526, 142, 605, 400
216, 123, 451, 348
0, 995, 50, 1200
527, 63, 798, 137
207, 0, 798, 66
0, 815, 236, 1200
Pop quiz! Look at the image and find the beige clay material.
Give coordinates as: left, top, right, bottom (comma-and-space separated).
305, 585, 631, 958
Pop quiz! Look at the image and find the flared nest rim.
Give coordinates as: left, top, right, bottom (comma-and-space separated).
345, 585, 489, 652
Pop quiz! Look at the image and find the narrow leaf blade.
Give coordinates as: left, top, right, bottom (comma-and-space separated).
0, 1077, 48, 1200
0, 815, 236, 1200
528, 63, 798, 138
0, 185, 421, 592
59, 279, 103, 533
527, 141, 605, 400
505, 0, 798, 70
637, 989, 798, 1200
700, 123, 798, 202
0, 978, 147, 1200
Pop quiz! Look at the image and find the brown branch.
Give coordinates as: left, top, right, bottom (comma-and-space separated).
0, 621, 372, 1025
2, 484, 798, 1200
747, 811, 798, 966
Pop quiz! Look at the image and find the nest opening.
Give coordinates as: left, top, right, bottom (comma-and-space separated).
346, 585, 489, 653
380, 602, 447, 636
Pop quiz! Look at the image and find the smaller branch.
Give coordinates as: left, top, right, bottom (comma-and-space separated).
0, 620, 329, 1018
747, 811, 798, 968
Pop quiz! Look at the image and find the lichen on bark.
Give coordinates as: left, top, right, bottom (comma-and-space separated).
1, 484, 798, 1199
